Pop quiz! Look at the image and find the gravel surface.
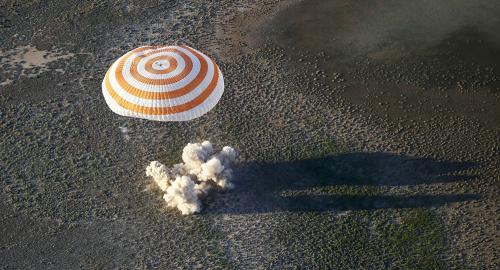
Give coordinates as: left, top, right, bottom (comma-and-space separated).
0, 0, 498, 269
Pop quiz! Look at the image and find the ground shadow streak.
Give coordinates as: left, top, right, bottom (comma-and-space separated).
206, 152, 480, 214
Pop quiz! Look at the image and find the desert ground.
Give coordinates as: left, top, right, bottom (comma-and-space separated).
0, 0, 499, 269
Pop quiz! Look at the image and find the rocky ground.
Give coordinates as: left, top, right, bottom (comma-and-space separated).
0, 0, 498, 269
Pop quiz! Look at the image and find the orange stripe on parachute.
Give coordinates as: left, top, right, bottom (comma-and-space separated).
113, 46, 210, 100
104, 58, 220, 115
125, 48, 192, 84
144, 55, 178, 74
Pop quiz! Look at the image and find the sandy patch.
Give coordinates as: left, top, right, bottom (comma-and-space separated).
0, 45, 75, 85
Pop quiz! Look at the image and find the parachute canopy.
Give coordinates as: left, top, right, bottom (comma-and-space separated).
102, 45, 224, 121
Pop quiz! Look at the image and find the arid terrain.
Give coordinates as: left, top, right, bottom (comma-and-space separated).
0, 0, 499, 269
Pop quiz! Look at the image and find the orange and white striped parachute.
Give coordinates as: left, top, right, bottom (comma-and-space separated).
102, 45, 224, 121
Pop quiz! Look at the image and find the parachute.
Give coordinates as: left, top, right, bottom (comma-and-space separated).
102, 45, 224, 121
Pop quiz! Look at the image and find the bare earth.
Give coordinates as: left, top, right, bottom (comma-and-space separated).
0, 0, 499, 269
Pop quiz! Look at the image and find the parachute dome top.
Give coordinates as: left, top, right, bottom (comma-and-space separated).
102, 45, 224, 121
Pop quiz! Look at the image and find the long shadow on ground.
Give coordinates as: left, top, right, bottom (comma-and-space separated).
206, 152, 480, 214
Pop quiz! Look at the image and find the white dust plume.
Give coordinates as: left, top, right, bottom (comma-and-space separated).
146, 141, 237, 215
